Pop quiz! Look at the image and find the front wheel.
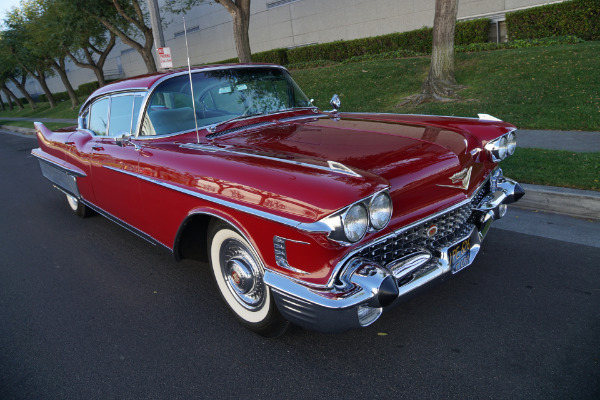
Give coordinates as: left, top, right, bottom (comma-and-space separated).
208, 221, 288, 337
66, 194, 94, 218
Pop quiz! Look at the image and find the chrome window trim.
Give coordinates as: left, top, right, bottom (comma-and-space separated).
134, 65, 295, 139
79, 88, 149, 116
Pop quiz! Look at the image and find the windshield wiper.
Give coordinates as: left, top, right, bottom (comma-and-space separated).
207, 113, 263, 134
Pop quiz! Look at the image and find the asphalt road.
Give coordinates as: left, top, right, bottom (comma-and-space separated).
1, 131, 599, 399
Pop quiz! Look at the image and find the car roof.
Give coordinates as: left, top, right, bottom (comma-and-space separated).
80, 64, 284, 114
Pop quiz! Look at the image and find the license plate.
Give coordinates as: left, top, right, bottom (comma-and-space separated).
449, 237, 471, 273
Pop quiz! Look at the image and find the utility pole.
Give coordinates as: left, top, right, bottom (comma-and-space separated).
147, 0, 166, 69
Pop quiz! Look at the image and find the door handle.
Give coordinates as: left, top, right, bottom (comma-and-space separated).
92, 146, 104, 151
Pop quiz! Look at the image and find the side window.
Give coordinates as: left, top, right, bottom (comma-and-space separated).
108, 95, 135, 136
88, 98, 110, 136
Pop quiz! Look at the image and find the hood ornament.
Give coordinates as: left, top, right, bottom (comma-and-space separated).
329, 94, 341, 121
437, 166, 472, 191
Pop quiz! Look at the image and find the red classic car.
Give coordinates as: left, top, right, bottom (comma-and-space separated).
32, 65, 523, 336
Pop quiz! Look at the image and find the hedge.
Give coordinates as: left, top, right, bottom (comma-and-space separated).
217, 47, 289, 65
76, 81, 100, 97
214, 18, 490, 66
288, 19, 490, 64
507, 0, 600, 41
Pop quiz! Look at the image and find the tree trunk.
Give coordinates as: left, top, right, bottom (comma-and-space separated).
421, 0, 461, 101
400, 0, 462, 105
2, 89, 13, 110
51, 58, 80, 108
67, 48, 106, 87
1, 84, 24, 110
20, 64, 57, 108
232, 4, 252, 63
97, 0, 158, 73
218, 0, 252, 63
8, 76, 37, 110
0, 94, 6, 111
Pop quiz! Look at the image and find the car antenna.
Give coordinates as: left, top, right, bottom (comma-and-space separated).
183, 16, 200, 143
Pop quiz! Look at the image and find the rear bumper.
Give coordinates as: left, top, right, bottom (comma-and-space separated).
265, 174, 524, 333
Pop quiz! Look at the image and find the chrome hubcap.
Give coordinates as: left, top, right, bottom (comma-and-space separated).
220, 238, 265, 310
66, 194, 78, 211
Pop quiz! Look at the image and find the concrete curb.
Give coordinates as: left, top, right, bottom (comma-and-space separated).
514, 183, 600, 221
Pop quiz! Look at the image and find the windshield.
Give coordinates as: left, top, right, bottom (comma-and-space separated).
139, 67, 312, 136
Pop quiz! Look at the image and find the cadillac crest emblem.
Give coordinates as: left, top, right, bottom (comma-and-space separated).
437, 166, 472, 191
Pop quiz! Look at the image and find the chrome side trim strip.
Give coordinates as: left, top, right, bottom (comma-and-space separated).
102, 165, 314, 231
178, 143, 363, 180
31, 150, 86, 177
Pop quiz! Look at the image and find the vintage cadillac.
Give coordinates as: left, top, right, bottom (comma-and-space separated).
32, 65, 524, 336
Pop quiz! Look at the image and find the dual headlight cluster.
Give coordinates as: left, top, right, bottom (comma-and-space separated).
323, 190, 393, 244
485, 130, 517, 162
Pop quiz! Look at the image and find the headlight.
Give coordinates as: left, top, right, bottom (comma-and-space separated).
506, 131, 517, 156
485, 130, 517, 162
343, 204, 368, 243
369, 191, 392, 230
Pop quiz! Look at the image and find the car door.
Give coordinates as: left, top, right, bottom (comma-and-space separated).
86, 93, 146, 229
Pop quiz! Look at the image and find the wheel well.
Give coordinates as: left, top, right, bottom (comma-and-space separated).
174, 214, 213, 262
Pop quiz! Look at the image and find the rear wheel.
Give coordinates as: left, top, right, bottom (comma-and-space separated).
66, 194, 94, 218
208, 220, 288, 337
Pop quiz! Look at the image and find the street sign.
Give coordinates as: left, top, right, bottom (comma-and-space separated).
158, 47, 173, 69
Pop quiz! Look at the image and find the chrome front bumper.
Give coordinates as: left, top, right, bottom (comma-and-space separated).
264, 174, 525, 333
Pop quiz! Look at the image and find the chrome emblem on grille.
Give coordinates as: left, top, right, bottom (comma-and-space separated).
437, 166, 472, 191
425, 225, 438, 238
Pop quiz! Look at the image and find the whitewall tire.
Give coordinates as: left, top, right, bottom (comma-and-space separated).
208, 221, 288, 337
66, 194, 94, 218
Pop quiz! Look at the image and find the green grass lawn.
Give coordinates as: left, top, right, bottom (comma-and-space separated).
0, 120, 74, 131
291, 41, 600, 131
501, 148, 600, 191
0, 96, 83, 120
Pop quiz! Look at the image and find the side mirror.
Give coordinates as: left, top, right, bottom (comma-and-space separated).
115, 134, 141, 150
115, 133, 131, 147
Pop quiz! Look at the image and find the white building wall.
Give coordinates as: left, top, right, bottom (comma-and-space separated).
5, 0, 558, 100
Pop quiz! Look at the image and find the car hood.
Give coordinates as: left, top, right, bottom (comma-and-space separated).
204, 114, 491, 224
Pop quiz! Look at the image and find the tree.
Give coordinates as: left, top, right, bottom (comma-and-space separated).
403, 0, 462, 105
75, 0, 158, 73
2, 5, 58, 107
50, 0, 117, 87
0, 38, 37, 110
1, 84, 24, 110
65, 33, 116, 88
16, 0, 81, 108
169, 0, 253, 63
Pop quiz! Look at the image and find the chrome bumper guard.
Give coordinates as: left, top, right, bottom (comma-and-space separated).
265, 176, 524, 333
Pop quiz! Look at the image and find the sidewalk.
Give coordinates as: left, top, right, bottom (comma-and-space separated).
2, 120, 599, 220
518, 129, 600, 152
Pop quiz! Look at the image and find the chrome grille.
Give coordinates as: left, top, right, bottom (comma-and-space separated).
356, 180, 491, 266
